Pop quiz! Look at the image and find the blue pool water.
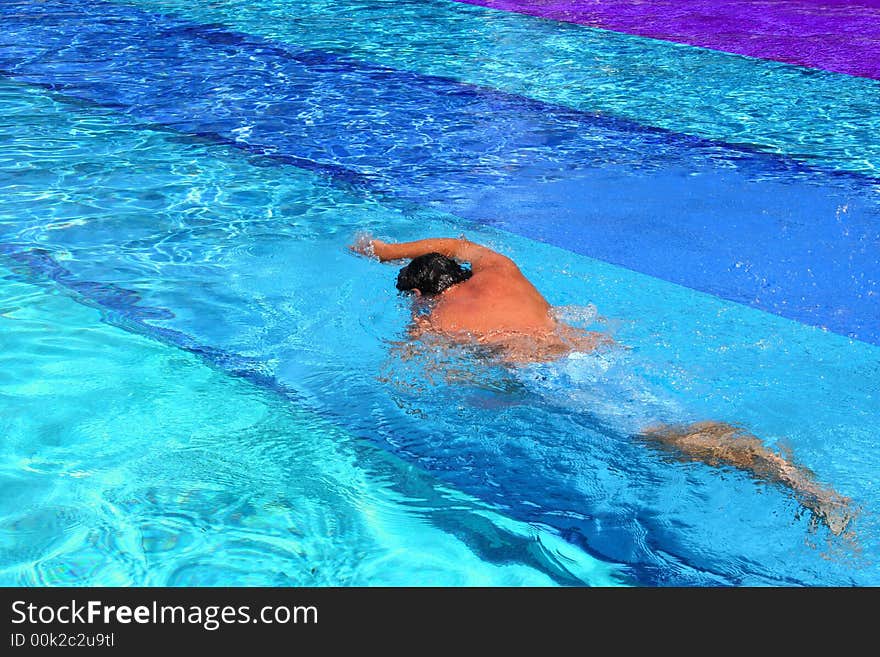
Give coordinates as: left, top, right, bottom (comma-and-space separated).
1, 0, 879, 586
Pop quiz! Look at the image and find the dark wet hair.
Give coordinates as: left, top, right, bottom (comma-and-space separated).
396, 252, 472, 295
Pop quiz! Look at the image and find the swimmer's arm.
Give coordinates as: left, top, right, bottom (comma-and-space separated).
352, 236, 513, 272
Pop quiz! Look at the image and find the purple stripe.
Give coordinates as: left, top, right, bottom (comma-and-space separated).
455, 0, 880, 79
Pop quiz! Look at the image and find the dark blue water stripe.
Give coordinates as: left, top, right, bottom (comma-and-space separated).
2, 0, 878, 344
0, 68, 373, 187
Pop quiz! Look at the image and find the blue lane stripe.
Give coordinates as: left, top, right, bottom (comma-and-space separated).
0, 242, 303, 394
2, 0, 878, 343
0, 72, 372, 187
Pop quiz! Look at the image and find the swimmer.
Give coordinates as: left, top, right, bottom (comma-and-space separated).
350, 234, 608, 362
350, 235, 854, 535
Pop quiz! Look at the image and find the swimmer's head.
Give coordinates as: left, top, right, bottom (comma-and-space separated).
396, 252, 472, 296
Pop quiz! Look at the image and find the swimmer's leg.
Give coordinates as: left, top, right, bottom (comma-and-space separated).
639, 421, 853, 536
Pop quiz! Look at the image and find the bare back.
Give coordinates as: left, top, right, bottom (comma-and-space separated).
356, 236, 606, 360
428, 255, 554, 336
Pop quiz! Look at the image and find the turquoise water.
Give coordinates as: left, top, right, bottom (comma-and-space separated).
1, 0, 879, 586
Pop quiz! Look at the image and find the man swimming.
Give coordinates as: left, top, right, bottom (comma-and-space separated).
351, 234, 607, 362
350, 234, 854, 535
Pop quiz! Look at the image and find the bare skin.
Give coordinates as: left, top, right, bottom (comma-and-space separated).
640, 422, 852, 536
352, 235, 607, 361
351, 235, 854, 536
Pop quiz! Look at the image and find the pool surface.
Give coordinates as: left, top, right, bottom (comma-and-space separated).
1, 0, 879, 586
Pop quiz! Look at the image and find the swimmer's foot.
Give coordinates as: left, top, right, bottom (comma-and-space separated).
801, 490, 856, 537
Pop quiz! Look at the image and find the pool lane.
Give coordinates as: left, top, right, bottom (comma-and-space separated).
3, 0, 877, 344
0, 264, 587, 586
117, 0, 880, 177
454, 1, 880, 80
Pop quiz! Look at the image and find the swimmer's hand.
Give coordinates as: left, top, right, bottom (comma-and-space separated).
349, 233, 386, 259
